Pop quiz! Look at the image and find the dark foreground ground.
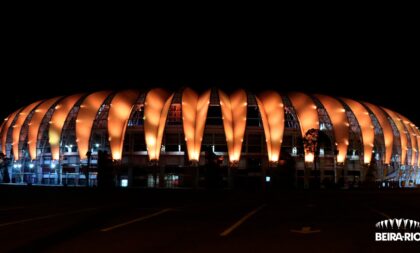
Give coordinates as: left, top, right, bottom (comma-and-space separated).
0, 185, 419, 252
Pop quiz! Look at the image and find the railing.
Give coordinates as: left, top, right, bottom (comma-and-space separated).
4, 172, 98, 186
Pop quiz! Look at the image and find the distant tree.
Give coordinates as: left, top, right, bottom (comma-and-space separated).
303, 129, 333, 188
303, 129, 319, 158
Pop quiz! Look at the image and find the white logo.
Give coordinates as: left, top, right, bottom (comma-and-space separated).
376, 218, 420, 230
375, 218, 420, 242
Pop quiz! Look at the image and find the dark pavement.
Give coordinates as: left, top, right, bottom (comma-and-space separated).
0, 185, 419, 252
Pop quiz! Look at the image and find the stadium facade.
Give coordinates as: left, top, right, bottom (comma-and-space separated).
0, 88, 419, 189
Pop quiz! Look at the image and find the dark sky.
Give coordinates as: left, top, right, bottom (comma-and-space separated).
2, 24, 418, 126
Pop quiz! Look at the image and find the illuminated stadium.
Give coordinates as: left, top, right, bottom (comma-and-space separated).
0, 88, 419, 189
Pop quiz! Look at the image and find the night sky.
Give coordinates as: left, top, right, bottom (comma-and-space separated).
2, 28, 418, 126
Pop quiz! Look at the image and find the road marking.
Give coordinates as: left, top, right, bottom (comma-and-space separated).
291, 226, 321, 234
0, 208, 97, 228
370, 208, 391, 219
101, 208, 172, 232
220, 204, 266, 237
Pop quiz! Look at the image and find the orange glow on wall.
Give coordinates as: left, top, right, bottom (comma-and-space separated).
382, 108, 408, 165
12, 101, 43, 160
363, 102, 394, 164
1, 109, 22, 155
27, 97, 62, 160
49, 94, 84, 160
218, 89, 247, 163
256, 91, 285, 163
144, 88, 174, 161
288, 92, 319, 162
315, 95, 349, 163
76, 91, 112, 160
182, 88, 211, 162
340, 98, 374, 164
397, 113, 418, 166
108, 90, 140, 160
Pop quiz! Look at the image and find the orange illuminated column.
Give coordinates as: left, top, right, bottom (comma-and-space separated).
108, 90, 140, 160
218, 89, 247, 163
340, 98, 374, 164
0, 121, 5, 141
12, 101, 43, 160
288, 92, 319, 162
182, 88, 211, 162
255, 91, 285, 163
382, 108, 408, 165
49, 94, 84, 160
27, 97, 62, 160
315, 95, 349, 163
397, 113, 418, 166
363, 102, 394, 165
0, 122, 4, 151
76, 91, 112, 160
412, 124, 420, 167
144, 89, 174, 161
0, 122, 4, 153
1, 113, 13, 152
1, 109, 22, 155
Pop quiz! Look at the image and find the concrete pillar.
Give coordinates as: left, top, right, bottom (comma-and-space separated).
360, 163, 365, 182
58, 163, 62, 185
262, 165, 267, 192
333, 159, 338, 184
228, 165, 233, 189
190, 160, 199, 189
320, 159, 325, 187
128, 166, 133, 187
75, 165, 79, 186
343, 164, 348, 188
37, 163, 42, 184
159, 163, 165, 188
304, 162, 312, 189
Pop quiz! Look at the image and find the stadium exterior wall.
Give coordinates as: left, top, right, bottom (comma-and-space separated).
0, 88, 418, 189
